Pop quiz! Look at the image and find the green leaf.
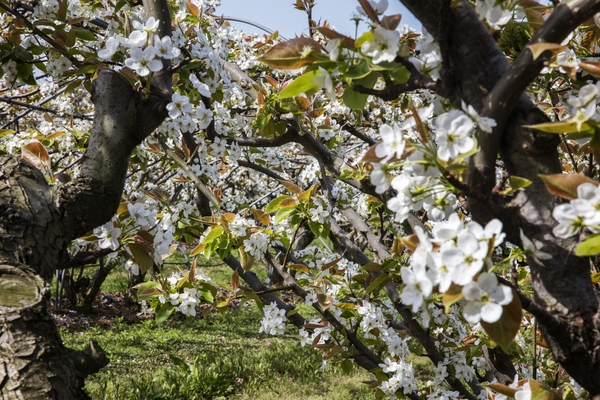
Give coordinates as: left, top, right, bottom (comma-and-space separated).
136, 281, 161, 301
480, 289, 522, 351
576, 233, 600, 256
128, 243, 154, 274
539, 173, 598, 200
390, 66, 409, 84
274, 206, 296, 224
203, 226, 224, 245
16, 63, 35, 85
342, 87, 368, 110
500, 175, 533, 196
340, 359, 354, 374
258, 37, 323, 70
266, 195, 293, 214
0, 129, 15, 139
71, 27, 96, 41
155, 304, 175, 323
280, 70, 321, 99
529, 380, 562, 400
366, 273, 390, 294
524, 120, 592, 134
342, 59, 371, 79
198, 282, 216, 303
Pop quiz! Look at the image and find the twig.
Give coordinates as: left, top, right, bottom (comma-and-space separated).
0, 96, 93, 120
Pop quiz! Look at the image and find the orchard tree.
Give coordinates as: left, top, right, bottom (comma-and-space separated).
3, 0, 600, 398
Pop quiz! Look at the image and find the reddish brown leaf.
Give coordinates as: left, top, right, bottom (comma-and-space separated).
316, 27, 355, 49
357, 0, 380, 23
257, 37, 323, 70
481, 289, 523, 350
381, 14, 402, 30
539, 173, 598, 200
21, 141, 51, 171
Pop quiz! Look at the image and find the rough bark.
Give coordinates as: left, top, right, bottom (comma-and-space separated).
0, 0, 172, 397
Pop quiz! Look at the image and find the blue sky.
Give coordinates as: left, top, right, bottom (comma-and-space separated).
215, 0, 419, 39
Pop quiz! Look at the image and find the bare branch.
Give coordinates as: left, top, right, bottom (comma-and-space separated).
0, 96, 92, 120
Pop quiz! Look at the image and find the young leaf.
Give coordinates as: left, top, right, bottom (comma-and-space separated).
480, 289, 522, 351
279, 69, 321, 99
202, 226, 224, 244
155, 304, 175, 323
265, 194, 293, 213
287, 263, 309, 273
366, 273, 391, 294
442, 283, 463, 313
576, 233, 600, 256
316, 27, 355, 48
128, 242, 154, 274
524, 120, 592, 134
278, 179, 302, 194
251, 208, 271, 225
258, 37, 323, 70
529, 380, 562, 400
21, 141, 51, 171
526, 43, 566, 61
538, 173, 598, 200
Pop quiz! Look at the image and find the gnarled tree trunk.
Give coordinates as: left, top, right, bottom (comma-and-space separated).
0, 0, 172, 396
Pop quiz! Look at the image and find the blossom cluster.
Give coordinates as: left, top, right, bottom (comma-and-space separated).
401, 215, 511, 325
259, 302, 287, 335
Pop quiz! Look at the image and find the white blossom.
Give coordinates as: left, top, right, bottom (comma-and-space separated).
462, 272, 513, 324
361, 27, 400, 64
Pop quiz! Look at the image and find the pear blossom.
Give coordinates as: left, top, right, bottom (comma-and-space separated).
442, 229, 489, 286
461, 100, 497, 133
126, 16, 160, 47
309, 204, 330, 224
400, 263, 433, 312
361, 27, 400, 64
462, 272, 513, 324
370, 164, 391, 194
476, 0, 512, 30
312, 67, 336, 101
434, 110, 475, 161
93, 221, 121, 250
259, 302, 286, 335
520, 229, 552, 264
190, 73, 212, 97
125, 260, 140, 275
375, 123, 405, 162
167, 93, 192, 118
98, 37, 120, 60
125, 47, 162, 76
556, 48, 579, 70
153, 36, 181, 59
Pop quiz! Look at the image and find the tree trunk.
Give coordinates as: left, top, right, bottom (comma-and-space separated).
0, 0, 172, 395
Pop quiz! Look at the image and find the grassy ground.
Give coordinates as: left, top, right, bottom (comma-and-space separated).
58, 255, 387, 399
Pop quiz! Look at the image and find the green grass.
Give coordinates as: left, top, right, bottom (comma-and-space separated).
61, 306, 376, 399
57, 251, 432, 399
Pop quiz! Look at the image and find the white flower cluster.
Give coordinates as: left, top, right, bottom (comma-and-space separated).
553, 182, 600, 238
566, 83, 600, 130
259, 302, 286, 335
243, 232, 270, 260
401, 215, 509, 325
168, 287, 200, 317
98, 16, 181, 77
